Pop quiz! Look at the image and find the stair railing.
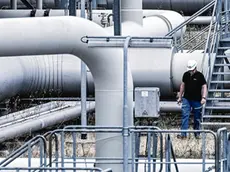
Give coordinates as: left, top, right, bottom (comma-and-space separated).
201, 0, 222, 118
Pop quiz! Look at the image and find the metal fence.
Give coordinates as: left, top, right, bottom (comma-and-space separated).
1, 126, 230, 172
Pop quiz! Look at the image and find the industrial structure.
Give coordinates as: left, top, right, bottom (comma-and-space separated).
0, 0, 229, 171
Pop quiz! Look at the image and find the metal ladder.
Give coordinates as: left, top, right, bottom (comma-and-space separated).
202, 0, 230, 127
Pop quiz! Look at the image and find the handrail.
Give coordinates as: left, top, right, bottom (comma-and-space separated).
187, 34, 214, 53
177, 24, 213, 50
201, 0, 222, 119
165, 0, 215, 37
0, 135, 47, 167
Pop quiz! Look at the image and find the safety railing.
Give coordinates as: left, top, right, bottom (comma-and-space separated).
216, 127, 228, 172
2, 126, 230, 172
201, 0, 223, 119
48, 126, 123, 171
0, 167, 112, 172
165, 0, 216, 52
129, 128, 217, 172
0, 134, 47, 168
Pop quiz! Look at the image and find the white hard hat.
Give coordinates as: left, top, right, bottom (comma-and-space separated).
187, 60, 197, 71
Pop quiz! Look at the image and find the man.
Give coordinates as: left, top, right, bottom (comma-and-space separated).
177, 60, 207, 139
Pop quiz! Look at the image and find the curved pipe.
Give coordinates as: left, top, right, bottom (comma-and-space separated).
0, 16, 133, 171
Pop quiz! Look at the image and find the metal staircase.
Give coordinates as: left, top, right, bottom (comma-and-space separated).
201, 0, 230, 127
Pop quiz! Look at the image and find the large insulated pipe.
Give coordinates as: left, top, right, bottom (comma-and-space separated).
0, 17, 133, 171
107, 0, 221, 16
0, 102, 95, 142
0, 9, 212, 25
0, 0, 56, 9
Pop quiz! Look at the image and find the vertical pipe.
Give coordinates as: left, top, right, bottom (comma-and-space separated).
10, 0, 17, 9
113, 0, 121, 35
36, 0, 43, 9
121, 0, 143, 25
123, 36, 131, 172
81, 0, 87, 139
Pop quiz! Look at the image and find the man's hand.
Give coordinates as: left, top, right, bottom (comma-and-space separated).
177, 97, 182, 105
201, 97, 206, 105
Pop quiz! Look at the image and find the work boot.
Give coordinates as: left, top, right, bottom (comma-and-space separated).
177, 135, 187, 140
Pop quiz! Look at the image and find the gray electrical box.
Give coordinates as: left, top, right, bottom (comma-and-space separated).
135, 87, 160, 118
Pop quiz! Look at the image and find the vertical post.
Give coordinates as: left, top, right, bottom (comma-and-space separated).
223, 130, 228, 172
113, 0, 121, 35
10, 0, 17, 9
62, 0, 69, 16
152, 133, 158, 172
87, 0, 93, 21
81, 0, 85, 18
202, 133, 206, 172
123, 36, 131, 172
36, 0, 42, 9
81, 0, 87, 139
92, 0, 97, 9
224, 0, 229, 33
165, 134, 171, 172
227, 134, 230, 172
28, 143, 31, 172
69, 0, 76, 16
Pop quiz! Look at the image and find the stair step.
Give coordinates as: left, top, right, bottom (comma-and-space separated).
201, 122, 230, 126
203, 115, 230, 118
213, 72, 230, 75
218, 47, 230, 50
209, 89, 230, 92
214, 64, 230, 67
205, 106, 230, 110
216, 55, 228, 58
207, 98, 230, 101
210, 81, 230, 84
